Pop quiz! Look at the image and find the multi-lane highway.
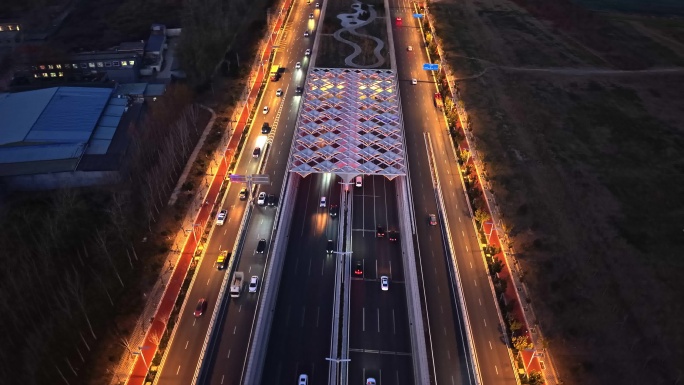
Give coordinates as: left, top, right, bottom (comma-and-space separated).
259, 173, 340, 385
155, 1, 319, 384
391, 0, 517, 384
348, 176, 414, 384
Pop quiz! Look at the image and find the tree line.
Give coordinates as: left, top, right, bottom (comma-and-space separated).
0, 84, 203, 385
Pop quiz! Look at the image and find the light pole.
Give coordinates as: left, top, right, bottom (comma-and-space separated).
326, 357, 351, 363
133, 345, 150, 369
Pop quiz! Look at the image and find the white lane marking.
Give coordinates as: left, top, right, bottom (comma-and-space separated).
176, 365, 181, 375
227, 349, 231, 358
185, 340, 189, 349
489, 341, 493, 350
233, 326, 237, 334
479, 298, 482, 306
363, 307, 366, 331
484, 318, 487, 327
377, 308, 381, 332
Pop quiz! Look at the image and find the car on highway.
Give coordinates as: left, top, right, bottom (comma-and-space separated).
309, 13, 314, 19
296, 61, 301, 69
329, 203, 339, 217
355, 175, 362, 187
429, 213, 437, 226
407, 45, 413, 51
395, 17, 402, 24
262, 122, 271, 134
305, 48, 311, 56
376, 225, 385, 237
271, 72, 280, 81
315, 2, 319, 8
194, 298, 207, 317
298, 374, 308, 385
239, 188, 248, 200
304, 30, 310, 37
388, 230, 399, 242
380, 276, 389, 291
412, 78, 417, 85
263, 106, 269, 114
326, 239, 334, 254
257, 192, 266, 205
296, 86, 303, 94
256, 238, 267, 253
248, 276, 259, 293
216, 209, 227, 226
215, 250, 230, 270
253, 147, 261, 158
276, 88, 283, 97
354, 261, 363, 276
366, 378, 376, 385
267, 194, 277, 206
319, 196, 326, 207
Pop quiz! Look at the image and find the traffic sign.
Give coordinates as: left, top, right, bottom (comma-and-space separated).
422, 63, 439, 71
413, 13, 424, 18
252, 174, 270, 184
229, 174, 248, 182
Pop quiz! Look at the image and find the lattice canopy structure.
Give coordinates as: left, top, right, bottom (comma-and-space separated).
289, 68, 406, 179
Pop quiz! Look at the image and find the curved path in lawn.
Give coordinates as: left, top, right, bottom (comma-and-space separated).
334, 1, 386, 68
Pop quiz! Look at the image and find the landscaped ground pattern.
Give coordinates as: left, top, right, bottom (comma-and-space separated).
432, 0, 684, 383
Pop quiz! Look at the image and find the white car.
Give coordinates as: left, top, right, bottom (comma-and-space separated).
305, 49, 311, 56
366, 378, 376, 385
411, 78, 417, 85
257, 192, 266, 206
355, 175, 362, 187
315, 2, 320, 8
309, 13, 314, 19
276, 88, 283, 97
296, 61, 301, 69
304, 30, 310, 37
249, 276, 259, 293
298, 374, 308, 385
407, 45, 413, 51
263, 106, 269, 114
381, 276, 389, 291
216, 209, 227, 226
319, 196, 326, 207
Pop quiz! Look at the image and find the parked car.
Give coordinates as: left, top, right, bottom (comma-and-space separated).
216, 209, 227, 226
256, 238, 267, 253
194, 298, 207, 317
249, 276, 259, 293
257, 192, 266, 206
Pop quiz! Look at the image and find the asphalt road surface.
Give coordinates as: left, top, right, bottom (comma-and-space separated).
348, 176, 414, 385
391, 0, 518, 384
156, 1, 318, 384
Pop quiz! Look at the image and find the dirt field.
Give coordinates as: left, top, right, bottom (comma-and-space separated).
431, 0, 684, 383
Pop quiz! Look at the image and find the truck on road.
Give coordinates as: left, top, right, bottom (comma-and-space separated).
230, 272, 244, 297
433, 92, 444, 110
270, 64, 282, 81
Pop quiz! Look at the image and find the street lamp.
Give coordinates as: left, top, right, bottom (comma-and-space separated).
133, 345, 150, 369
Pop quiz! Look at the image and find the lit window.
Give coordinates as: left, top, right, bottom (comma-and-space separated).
48, 65, 54, 70
73, 63, 78, 68
34, 74, 39, 78
121, 61, 128, 67
50, 72, 57, 77
128, 60, 135, 65
97, 62, 104, 68
56, 64, 62, 69
39, 65, 46, 70
88, 62, 95, 68
42, 73, 48, 78
0, 27, 4, 32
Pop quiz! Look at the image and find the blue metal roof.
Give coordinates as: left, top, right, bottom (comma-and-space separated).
0, 86, 118, 169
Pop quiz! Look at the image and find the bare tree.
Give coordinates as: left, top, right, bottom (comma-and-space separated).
94, 230, 124, 288
62, 270, 97, 340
